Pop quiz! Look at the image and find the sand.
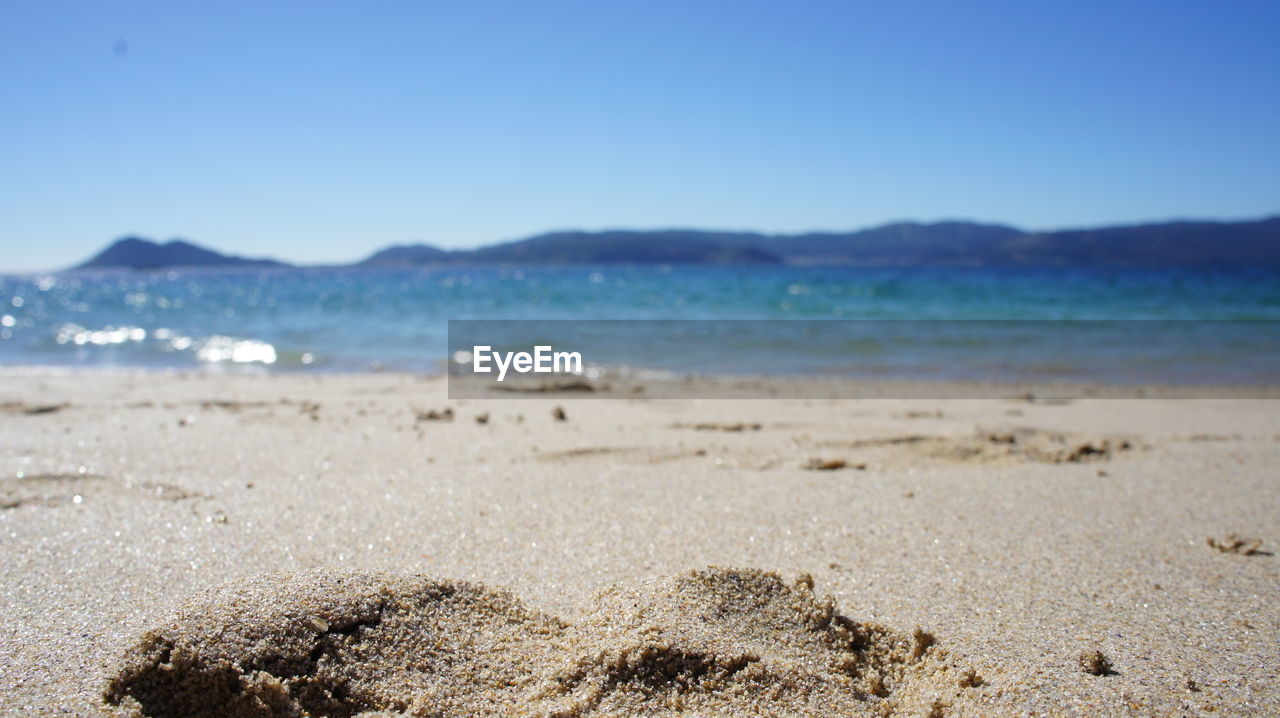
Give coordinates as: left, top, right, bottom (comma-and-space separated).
102, 567, 961, 717
1, 371, 1277, 716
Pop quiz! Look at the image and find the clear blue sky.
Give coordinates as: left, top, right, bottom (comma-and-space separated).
3, 1, 1278, 270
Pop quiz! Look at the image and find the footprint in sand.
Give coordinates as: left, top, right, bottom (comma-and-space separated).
1, 474, 212, 510
0, 401, 69, 416
0, 472, 100, 509
819, 428, 1135, 465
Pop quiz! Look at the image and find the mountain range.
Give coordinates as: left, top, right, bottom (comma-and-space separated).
72, 216, 1280, 270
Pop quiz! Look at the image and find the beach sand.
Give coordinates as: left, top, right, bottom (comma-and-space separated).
1, 372, 1277, 716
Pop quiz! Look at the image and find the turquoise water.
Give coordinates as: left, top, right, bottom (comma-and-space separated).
1, 266, 1278, 381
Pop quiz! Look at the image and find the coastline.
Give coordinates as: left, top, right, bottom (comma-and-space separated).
8, 364, 1280, 399
2, 371, 1277, 715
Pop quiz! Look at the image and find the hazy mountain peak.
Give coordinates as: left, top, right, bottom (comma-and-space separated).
74, 236, 288, 270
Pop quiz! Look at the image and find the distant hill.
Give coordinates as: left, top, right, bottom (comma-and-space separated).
355, 233, 781, 266
74, 237, 288, 270
1001, 218, 1280, 267
688, 222, 1026, 266
357, 243, 450, 267
464, 231, 780, 264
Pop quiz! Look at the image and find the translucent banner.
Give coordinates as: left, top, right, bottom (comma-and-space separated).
447, 319, 1280, 399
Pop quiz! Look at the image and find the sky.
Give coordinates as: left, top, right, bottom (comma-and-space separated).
2, 1, 1279, 271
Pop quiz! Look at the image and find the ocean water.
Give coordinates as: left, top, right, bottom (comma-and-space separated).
1, 266, 1278, 383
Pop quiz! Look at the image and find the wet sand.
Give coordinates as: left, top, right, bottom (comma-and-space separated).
1, 372, 1277, 716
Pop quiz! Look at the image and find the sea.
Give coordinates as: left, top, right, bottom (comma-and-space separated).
1, 265, 1278, 385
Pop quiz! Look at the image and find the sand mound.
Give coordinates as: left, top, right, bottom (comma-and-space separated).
105, 568, 972, 717
103, 571, 562, 718
536, 569, 958, 716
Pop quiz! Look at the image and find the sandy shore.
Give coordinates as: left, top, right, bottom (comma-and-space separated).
1, 371, 1277, 716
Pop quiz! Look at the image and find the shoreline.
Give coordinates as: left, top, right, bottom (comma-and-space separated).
6, 364, 1280, 400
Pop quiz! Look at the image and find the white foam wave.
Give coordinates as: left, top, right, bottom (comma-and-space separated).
55, 323, 147, 346
194, 336, 278, 364
52, 324, 278, 365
